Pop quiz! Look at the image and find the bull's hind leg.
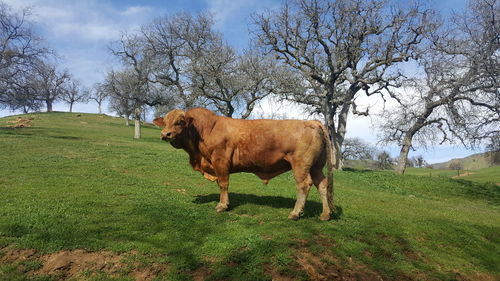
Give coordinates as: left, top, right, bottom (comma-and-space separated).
288, 167, 313, 220
311, 167, 332, 221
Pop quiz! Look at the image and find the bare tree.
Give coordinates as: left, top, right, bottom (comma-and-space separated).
253, 0, 433, 169
379, 0, 499, 174
27, 59, 70, 112
103, 69, 144, 133
237, 51, 280, 119
1, 72, 42, 113
142, 12, 275, 118
142, 12, 215, 110
341, 137, 374, 161
0, 2, 47, 111
414, 155, 426, 168
191, 44, 277, 118
407, 157, 416, 168
189, 39, 241, 117
376, 151, 394, 170
61, 80, 87, 112
89, 82, 108, 114
449, 162, 463, 177
109, 33, 170, 138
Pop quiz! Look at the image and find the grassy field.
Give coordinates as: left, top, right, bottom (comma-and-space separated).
405, 167, 500, 185
0, 112, 499, 281
431, 152, 497, 171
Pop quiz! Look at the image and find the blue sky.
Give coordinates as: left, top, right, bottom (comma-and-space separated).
1, 0, 481, 163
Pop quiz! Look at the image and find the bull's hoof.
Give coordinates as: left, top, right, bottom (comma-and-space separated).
319, 213, 331, 221
288, 213, 300, 220
215, 203, 228, 213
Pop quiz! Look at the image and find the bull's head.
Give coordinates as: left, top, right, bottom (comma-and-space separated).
153, 109, 190, 148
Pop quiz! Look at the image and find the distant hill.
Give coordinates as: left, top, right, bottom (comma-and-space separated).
343, 151, 500, 172
431, 151, 500, 170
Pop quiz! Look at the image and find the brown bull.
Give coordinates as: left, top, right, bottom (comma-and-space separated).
153, 108, 334, 220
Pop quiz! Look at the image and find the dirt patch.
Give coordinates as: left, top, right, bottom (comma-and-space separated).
451, 172, 476, 178
190, 265, 212, 281
264, 263, 296, 281
0, 247, 36, 262
130, 263, 167, 281
293, 248, 383, 281
0, 247, 168, 281
7, 117, 34, 128
36, 249, 122, 278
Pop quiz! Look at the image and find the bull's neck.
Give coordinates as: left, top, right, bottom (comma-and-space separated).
187, 109, 217, 142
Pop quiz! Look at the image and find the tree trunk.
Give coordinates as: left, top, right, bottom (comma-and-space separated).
323, 91, 343, 170
134, 108, 141, 139
46, 100, 53, 112
396, 135, 413, 174
134, 118, 141, 139
98, 102, 102, 114
331, 136, 343, 170
333, 101, 353, 170
69, 102, 73, 113
124, 116, 129, 126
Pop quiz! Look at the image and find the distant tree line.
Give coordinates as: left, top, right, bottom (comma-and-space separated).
0, 2, 87, 113
341, 137, 428, 170
1, 0, 498, 170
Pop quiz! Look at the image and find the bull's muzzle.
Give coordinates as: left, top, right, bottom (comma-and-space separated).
161, 132, 172, 141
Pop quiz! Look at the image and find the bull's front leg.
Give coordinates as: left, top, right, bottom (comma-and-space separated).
215, 174, 229, 212
213, 158, 230, 213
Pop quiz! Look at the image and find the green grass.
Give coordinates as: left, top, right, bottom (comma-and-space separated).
405, 167, 458, 177
456, 166, 500, 184
431, 152, 495, 170
1, 112, 499, 281
406, 166, 500, 185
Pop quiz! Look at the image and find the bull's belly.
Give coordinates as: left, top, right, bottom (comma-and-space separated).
230, 159, 291, 180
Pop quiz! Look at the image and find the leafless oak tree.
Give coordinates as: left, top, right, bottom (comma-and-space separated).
341, 137, 374, 161
191, 45, 277, 118
109, 33, 172, 138
0, 1, 47, 111
142, 12, 273, 118
27, 59, 70, 112
61, 80, 87, 112
142, 13, 215, 110
253, 0, 433, 169
89, 82, 108, 114
379, 0, 499, 174
104, 70, 137, 126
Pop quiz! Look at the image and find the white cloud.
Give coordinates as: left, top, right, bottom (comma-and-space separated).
33, 5, 74, 21
120, 5, 152, 17
52, 22, 120, 41
3, 0, 155, 42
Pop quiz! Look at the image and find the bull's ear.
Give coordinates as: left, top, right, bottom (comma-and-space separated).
153, 117, 165, 127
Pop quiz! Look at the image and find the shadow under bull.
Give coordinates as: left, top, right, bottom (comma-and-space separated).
193, 193, 343, 220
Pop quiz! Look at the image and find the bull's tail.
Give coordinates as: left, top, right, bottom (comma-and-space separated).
319, 123, 335, 212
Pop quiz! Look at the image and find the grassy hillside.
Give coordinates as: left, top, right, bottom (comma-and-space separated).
405, 166, 500, 185
431, 152, 497, 170
1, 112, 499, 281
